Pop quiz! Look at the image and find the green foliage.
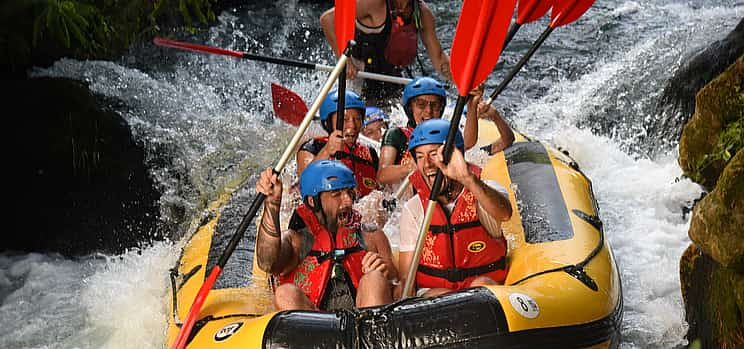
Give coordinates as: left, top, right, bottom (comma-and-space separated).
687, 85, 744, 184
32, 0, 111, 53
0, 0, 217, 71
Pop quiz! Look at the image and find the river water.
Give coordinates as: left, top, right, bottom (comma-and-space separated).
1, 1, 741, 348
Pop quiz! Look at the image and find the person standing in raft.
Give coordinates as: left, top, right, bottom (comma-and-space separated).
396, 119, 513, 298
320, 0, 452, 107
296, 90, 380, 198
256, 160, 397, 311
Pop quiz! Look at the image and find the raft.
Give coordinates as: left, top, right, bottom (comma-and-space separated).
165, 119, 623, 348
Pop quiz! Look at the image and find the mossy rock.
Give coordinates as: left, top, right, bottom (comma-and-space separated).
679, 55, 744, 190
688, 149, 744, 270
680, 244, 744, 348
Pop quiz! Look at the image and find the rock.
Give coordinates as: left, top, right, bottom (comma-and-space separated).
4, 77, 164, 256
680, 244, 744, 349
678, 55, 744, 190
688, 149, 744, 270
650, 19, 744, 152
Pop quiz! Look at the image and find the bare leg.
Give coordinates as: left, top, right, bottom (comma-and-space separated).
469, 276, 499, 287
274, 283, 316, 311
421, 288, 452, 297
356, 270, 393, 308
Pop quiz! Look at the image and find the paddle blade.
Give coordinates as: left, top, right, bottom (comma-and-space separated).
335, 0, 356, 53
517, 0, 553, 24
550, 0, 595, 27
450, 0, 517, 95
271, 83, 308, 127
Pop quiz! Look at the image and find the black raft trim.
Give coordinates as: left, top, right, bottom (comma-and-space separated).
261, 287, 622, 349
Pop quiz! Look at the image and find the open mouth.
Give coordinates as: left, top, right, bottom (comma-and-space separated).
337, 208, 352, 224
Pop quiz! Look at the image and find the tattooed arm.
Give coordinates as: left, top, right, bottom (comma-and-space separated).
255, 168, 303, 275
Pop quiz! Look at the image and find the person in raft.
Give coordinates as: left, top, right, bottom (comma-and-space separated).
395, 119, 513, 298
361, 106, 389, 142
377, 76, 484, 186
320, 0, 452, 107
255, 160, 397, 311
296, 90, 380, 198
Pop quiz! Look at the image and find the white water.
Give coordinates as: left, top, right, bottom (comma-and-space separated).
2, 1, 741, 348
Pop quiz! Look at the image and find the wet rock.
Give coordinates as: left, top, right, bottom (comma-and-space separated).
688, 149, 744, 270
4, 77, 163, 256
680, 244, 744, 348
678, 55, 744, 190
650, 19, 744, 152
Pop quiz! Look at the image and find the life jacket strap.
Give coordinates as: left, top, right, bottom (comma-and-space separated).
308, 245, 365, 264
333, 150, 375, 168
429, 221, 482, 234
417, 257, 506, 283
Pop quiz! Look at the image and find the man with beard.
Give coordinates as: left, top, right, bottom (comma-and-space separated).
296, 90, 380, 198
256, 160, 397, 311
395, 119, 512, 298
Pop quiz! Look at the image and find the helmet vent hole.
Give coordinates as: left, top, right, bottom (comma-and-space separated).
327, 176, 338, 182
430, 130, 441, 135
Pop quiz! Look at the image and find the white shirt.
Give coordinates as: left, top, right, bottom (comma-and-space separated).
399, 180, 509, 252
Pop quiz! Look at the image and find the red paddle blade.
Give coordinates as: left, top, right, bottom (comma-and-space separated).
550, 0, 595, 27
271, 83, 309, 127
153, 37, 243, 58
517, 0, 553, 24
335, 0, 356, 53
450, 0, 517, 95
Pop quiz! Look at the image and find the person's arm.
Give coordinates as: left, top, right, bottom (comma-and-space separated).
463, 85, 486, 150
362, 229, 399, 281
320, 8, 340, 56
296, 131, 345, 177
255, 168, 303, 275
434, 146, 512, 221
377, 145, 415, 184
419, 2, 452, 82
479, 103, 514, 153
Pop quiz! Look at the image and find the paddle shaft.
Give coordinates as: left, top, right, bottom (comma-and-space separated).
153, 37, 411, 85
485, 26, 554, 106
169, 51, 352, 349
402, 95, 468, 298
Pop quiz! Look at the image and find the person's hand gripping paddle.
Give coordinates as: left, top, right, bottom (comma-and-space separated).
485, 0, 595, 105
168, 3, 357, 349
401, 0, 517, 299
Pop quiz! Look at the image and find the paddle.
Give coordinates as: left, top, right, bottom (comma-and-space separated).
153, 37, 412, 85
484, 0, 595, 105
270, 82, 411, 207
504, 0, 554, 45
168, 34, 357, 349
401, 0, 516, 298
270, 83, 381, 148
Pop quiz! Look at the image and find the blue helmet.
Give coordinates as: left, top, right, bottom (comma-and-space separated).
408, 119, 464, 153
402, 77, 447, 126
364, 106, 389, 127
299, 160, 357, 200
319, 90, 365, 122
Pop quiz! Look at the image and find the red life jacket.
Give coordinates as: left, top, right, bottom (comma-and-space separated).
398, 126, 414, 166
316, 136, 379, 198
278, 204, 366, 307
383, 0, 420, 67
408, 165, 508, 290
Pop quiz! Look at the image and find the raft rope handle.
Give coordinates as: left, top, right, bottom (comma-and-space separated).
170, 265, 202, 326
510, 209, 604, 291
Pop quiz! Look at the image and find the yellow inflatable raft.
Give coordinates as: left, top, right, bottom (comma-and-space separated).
165, 120, 622, 348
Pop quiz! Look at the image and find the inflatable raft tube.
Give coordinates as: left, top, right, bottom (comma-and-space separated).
166, 121, 623, 348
